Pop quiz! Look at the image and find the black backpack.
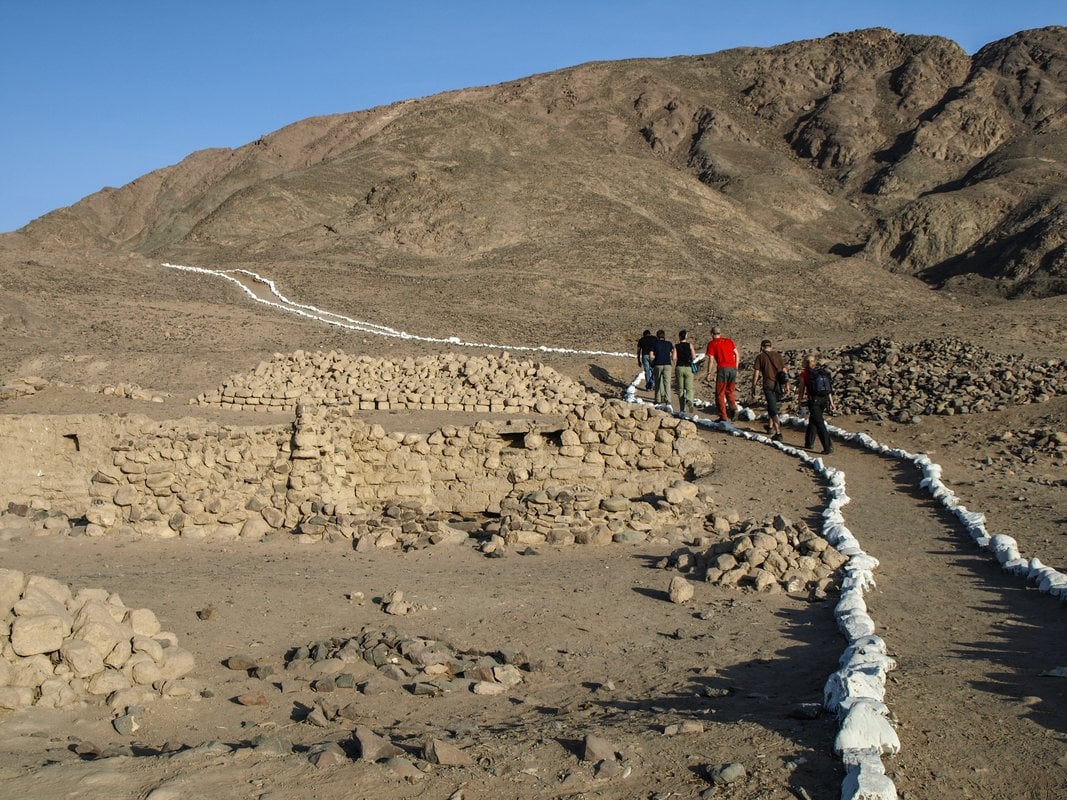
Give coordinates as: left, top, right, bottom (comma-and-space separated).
811, 367, 833, 397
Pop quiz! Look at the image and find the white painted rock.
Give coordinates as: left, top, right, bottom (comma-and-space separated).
835, 701, 900, 755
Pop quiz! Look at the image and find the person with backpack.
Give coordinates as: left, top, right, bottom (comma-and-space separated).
751, 339, 787, 441
674, 330, 697, 414
796, 354, 836, 454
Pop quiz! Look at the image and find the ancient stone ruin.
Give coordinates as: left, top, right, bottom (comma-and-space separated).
193, 351, 599, 415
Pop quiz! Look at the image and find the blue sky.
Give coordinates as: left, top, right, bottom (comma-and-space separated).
0, 1, 1062, 232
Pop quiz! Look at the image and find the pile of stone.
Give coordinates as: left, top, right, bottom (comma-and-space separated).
282, 625, 533, 700
0, 569, 196, 712
783, 337, 1067, 422
289, 499, 472, 550
988, 428, 1067, 466
485, 480, 715, 551
661, 515, 849, 595
87, 382, 168, 403
193, 350, 599, 415
0, 377, 46, 401
0, 376, 167, 403
1, 501, 72, 540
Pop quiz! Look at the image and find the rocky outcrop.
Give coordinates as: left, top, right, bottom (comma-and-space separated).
14, 28, 1067, 297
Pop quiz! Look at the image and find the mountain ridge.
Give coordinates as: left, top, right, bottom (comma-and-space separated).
9, 25, 1067, 301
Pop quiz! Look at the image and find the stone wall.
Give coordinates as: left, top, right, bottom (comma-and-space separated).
81, 398, 714, 540
193, 351, 599, 415
0, 415, 130, 512
87, 420, 291, 539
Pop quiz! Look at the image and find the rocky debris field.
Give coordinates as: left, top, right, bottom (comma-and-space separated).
0, 375, 167, 404
659, 514, 850, 597
786, 336, 1067, 423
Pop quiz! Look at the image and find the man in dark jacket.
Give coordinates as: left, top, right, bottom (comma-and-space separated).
796, 354, 836, 454
650, 330, 675, 409
637, 329, 657, 390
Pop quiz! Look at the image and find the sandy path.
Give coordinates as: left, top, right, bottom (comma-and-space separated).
821, 439, 1067, 798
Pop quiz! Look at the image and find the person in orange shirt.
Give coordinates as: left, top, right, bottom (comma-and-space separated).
703, 326, 739, 421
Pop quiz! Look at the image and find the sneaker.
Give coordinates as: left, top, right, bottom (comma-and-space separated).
822, 447, 833, 454
772, 433, 783, 442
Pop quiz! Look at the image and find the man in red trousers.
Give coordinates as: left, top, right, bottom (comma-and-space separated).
704, 326, 739, 421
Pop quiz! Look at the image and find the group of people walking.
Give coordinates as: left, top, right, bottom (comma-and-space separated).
636, 328, 836, 454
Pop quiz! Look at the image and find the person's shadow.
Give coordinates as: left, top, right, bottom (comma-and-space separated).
589, 364, 632, 393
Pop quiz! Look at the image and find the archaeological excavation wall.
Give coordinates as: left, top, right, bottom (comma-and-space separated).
2, 354, 716, 545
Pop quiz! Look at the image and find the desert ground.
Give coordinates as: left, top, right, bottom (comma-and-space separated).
0, 256, 1064, 800
2, 25, 1066, 800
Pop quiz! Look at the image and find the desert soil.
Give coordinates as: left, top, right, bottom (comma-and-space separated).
1, 306, 1066, 800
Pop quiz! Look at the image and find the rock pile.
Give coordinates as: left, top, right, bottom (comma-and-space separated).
290, 500, 471, 550
988, 428, 1067, 467
782, 337, 1067, 422
194, 350, 599, 415
0, 375, 167, 403
661, 515, 849, 594
281, 625, 533, 701
0, 569, 196, 712
487, 480, 715, 551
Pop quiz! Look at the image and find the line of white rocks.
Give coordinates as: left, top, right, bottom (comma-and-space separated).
622, 379, 899, 800
821, 421, 1067, 599
160, 263, 632, 359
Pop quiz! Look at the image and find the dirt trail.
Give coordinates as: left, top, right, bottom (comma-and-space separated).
823, 437, 1067, 798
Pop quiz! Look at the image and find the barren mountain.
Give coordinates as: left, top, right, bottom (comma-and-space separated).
12, 26, 1067, 302
2, 27, 1067, 800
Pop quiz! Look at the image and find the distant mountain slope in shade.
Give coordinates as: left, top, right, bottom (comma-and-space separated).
16, 25, 1067, 298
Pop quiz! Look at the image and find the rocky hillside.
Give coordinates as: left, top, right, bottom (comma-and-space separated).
11, 26, 1067, 299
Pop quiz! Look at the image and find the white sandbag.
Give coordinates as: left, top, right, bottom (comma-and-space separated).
835, 700, 900, 755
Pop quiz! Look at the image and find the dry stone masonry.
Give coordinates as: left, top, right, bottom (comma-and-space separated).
71, 397, 713, 542
194, 351, 599, 415
0, 569, 196, 712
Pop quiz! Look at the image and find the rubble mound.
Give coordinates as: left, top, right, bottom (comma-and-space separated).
194, 350, 599, 415
661, 516, 849, 595
0, 569, 196, 712
282, 625, 533, 702
797, 336, 1067, 422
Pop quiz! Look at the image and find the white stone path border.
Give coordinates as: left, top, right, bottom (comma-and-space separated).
163, 261, 1067, 799
820, 420, 1067, 601
161, 263, 632, 358
624, 377, 900, 800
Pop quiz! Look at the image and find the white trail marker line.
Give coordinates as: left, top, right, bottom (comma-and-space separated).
161, 263, 632, 358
